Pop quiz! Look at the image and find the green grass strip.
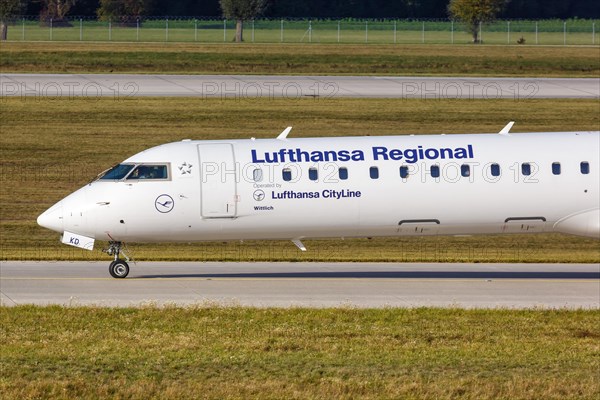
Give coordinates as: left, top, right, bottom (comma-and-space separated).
1, 43, 599, 76
1, 306, 599, 399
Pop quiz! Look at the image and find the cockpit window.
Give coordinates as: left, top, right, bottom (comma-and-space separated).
98, 164, 135, 180
126, 165, 169, 180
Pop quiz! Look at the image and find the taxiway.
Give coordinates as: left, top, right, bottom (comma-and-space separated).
1, 74, 598, 98
1, 261, 598, 308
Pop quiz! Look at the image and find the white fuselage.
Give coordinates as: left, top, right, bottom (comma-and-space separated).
38, 131, 600, 246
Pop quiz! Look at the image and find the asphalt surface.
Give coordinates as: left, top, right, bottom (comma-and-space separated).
1, 74, 599, 98
1, 261, 598, 308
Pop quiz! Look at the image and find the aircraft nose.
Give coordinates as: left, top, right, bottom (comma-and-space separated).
37, 202, 64, 233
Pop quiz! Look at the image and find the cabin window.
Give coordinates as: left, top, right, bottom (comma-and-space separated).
552, 162, 561, 175
490, 163, 501, 177
580, 162, 590, 174
98, 164, 135, 180
339, 167, 348, 180
431, 165, 440, 178
282, 168, 292, 182
253, 168, 263, 182
399, 166, 409, 179
126, 164, 169, 180
521, 163, 531, 176
461, 164, 471, 177
370, 167, 379, 179
308, 167, 318, 181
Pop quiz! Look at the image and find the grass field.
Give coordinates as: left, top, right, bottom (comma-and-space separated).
1, 306, 599, 399
1, 97, 599, 263
4, 18, 599, 45
1, 42, 599, 76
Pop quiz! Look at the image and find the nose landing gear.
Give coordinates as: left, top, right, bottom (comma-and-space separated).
109, 259, 129, 278
104, 241, 130, 279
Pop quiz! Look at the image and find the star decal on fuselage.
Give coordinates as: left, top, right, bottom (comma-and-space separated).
178, 162, 193, 175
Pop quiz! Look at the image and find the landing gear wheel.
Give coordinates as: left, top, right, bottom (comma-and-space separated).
104, 241, 131, 279
109, 260, 130, 279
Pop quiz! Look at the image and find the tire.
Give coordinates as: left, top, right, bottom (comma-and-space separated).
109, 260, 129, 279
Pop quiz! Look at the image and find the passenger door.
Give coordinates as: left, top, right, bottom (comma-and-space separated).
198, 143, 237, 218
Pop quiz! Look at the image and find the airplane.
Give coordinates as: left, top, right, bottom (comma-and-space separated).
37, 123, 600, 278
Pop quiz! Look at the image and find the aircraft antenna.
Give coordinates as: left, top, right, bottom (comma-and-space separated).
277, 127, 293, 140
499, 121, 515, 135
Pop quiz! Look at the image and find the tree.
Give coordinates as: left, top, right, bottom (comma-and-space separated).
97, 0, 148, 23
219, 0, 267, 42
0, 0, 22, 40
40, 0, 77, 24
448, 0, 509, 43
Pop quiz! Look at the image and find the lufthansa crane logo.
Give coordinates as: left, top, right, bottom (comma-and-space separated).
155, 194, 174, 213
253, 190, 265, 201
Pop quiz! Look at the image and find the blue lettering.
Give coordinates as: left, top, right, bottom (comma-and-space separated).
372, 147, 388, 160
351, 150, 365, 161
310, 152, 324, 162
404, 149, 418, 163
389, 149, 403, 160
425, 148, 439, 159
455, 148, 468, 159
440, 148, 453, 159
338, 150, 350, 161
251, 149, 265, 163
250, 145, 473, 164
